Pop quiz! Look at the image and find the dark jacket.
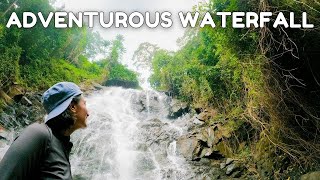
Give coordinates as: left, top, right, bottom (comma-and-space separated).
0, 123, 73, 180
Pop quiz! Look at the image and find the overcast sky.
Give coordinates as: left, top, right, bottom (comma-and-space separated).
54, 0, 206, 66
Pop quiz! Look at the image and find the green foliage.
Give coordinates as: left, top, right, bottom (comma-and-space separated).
0, 0, 138, 92
0, 25, 4, 39
151, 0, 320, 173
0, 46, 22, 88
150, 24, 250, 109
84, 31, 110, 60
20, 58, 107, 90
96, 34, 139, 87
109, 35, 126, 65
108, 63, 138, 83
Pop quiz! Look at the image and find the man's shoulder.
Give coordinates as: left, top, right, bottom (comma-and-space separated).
23, 122, 51, 140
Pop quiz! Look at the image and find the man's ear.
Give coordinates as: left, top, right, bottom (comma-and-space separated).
69, 102, 77, 113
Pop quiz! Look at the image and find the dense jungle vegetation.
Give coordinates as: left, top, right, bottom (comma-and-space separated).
0, 0, 138, 108
150, 0, 320, 177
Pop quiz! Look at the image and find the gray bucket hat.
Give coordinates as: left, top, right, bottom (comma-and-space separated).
42, 82, 83, 123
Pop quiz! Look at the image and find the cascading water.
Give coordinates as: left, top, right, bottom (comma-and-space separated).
70, 87, 195, 180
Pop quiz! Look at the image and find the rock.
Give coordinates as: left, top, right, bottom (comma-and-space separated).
137, 119, 173, 145
0, 90, 13, 105
206, 127, 215, 148
196, 130, 208, 143
226, 163, 236, 175
192, 143, 202, 160
301, 171, 320, 180
73, 174, 87, 180
200, 147, 213, 158
231, 171, 242, 178
0, 113, 16, 128
226, 158, 234, 165
196, 112, 208, 122
220, 162, 226, 169
196, 109, 217, 122
138, 118, 163, 128
135, 118, 183, 165
176, 136, 199, 160
192, 118, 204, 125
170, 99, 188, 112
17, 111, 28, 118
92, 83, 104, 90
168, 99, 189, 118
214, 125, 232, 145
195, 126, 216, 148
201, 175, 212, 180
211, 174, 221, 180
4, 106, 15, 115
104, 79, 139, 89
131, 91, 169, 116
24, 93, 42, 107
214, 141, 233, 158
7, 84, 24, 98
21, 96, 32, 106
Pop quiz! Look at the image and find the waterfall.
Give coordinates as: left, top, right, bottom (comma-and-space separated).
70, 87, 194, 180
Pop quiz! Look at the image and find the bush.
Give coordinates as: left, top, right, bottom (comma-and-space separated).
20, 58, 107, 90
0, 46, 22, 88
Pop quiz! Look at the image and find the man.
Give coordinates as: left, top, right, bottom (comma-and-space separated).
0, 82, 89, 179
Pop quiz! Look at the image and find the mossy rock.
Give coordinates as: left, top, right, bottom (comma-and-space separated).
215, 141, 233, 158
0, 91, 13, 105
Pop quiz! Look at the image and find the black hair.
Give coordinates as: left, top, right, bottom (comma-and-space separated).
45, 94, 82, 134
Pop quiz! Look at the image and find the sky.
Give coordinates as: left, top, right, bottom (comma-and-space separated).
52, 0, 208, 89
54, 0, 206, 65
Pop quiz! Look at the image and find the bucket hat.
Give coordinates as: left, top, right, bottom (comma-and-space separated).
42, 82, 83, 123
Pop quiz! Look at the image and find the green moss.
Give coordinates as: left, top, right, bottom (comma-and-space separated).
0, 98, 6, 112
216, 141, 233, 157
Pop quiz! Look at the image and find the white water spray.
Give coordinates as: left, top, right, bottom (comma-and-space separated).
70, 87, 194, 179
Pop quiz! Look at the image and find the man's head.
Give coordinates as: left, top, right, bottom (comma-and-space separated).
42, 82, 83, 122
42, 82, 89, 131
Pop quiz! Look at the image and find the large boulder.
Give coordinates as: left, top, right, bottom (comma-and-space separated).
176, 124, 228, 161
136, 118, 180, 157
168, 99, 189, 119
176, 135, 199, 160
130, 91, 170, 119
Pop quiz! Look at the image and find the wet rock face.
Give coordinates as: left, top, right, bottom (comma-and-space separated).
104, 79, 139, 89
174, 117, 253, 179
0, 92, 46, 161
176, 124, 226, 161
136, 118, 180, 154
132, 118, 197, 179
130, 90, 171, 118
130, 91, 191, 120
0, 93, 46, 131
176, 136, 199, 160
